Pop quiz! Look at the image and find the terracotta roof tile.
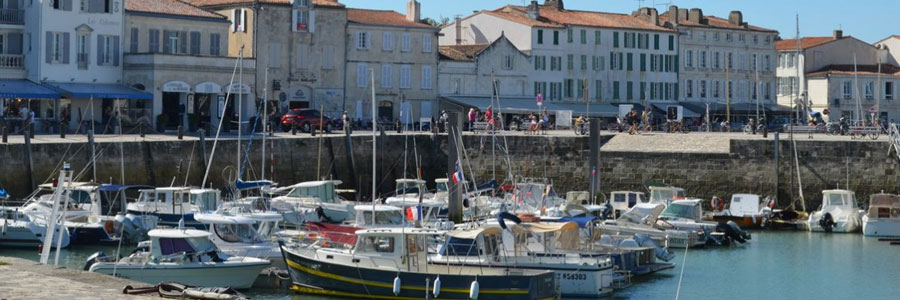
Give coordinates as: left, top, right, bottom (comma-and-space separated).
807, 64, 900, 77
486, 5, 673, 32
439, 44, 490, 61
187, 0, 343, 8
127, 0, 225, 19
776, 37, 839, 51
659, 14, 776, 33
347, 8, 434, 28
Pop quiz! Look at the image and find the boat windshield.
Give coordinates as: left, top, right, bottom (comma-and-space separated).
214, 224, 264, 243
158, 238, 196, 255
69, 190, 92, 205
827, 193, 847, 206
190, 192, 218, 211
651, 188, 684, 203
287, 183, 336, 203
436, 182, 448, 193
660, 203, 699, 220
355, 236, 396, 253
357, 210, 404, 226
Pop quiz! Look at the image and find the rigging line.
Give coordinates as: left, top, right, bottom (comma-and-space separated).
37, 120, 89, 185
674, 243, 690, 300
183, 140, 197, 187
202, 47, 244, 189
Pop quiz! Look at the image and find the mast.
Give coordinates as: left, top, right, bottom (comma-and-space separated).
726, 53, 731, 124
877, 59, 882, 122
237, 49, 243, 184
854, 53, 861, 122
755, 54, 760, 121
370, 68, 377, 226
262, 68, 269, 180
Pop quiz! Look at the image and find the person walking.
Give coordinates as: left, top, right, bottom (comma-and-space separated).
485, 106, 495, 132
540, 108, 549, 135
760, 115, 768, 138
467, 108, 476, 131
749, 117, 757, 135
641, 108, 651, 133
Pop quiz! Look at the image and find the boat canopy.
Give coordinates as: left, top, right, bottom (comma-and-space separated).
619, 203, 666, 226
149, 229, 211, 239
822, 190, 857, 208
661, 199, 703, 220
869, 194, 900, 207
195, 213, 257, 225
449, 227, 503, 239
521, 221, 579, 233
868, 194, 900, 219
284, 181, 340, 203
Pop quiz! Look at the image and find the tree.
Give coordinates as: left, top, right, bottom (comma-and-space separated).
422, 16, 452, 27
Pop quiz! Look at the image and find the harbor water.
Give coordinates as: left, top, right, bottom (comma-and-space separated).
2, 230, 898, 299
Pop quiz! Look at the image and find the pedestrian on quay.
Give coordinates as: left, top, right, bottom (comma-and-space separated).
485, 105, 495, 131
760, 115, 768, 138
468, 108, 476, 131
628, 109, 639, 135
641, 108, 651, 133
749, 117, 757, 135
540, 108, 549, 134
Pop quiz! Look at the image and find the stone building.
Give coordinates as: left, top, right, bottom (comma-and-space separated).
775, 30, 883, 117
188, 0, 347, 120
440, 0, 678, 118
806, 64, 900, 122
875, 35, 900, 66
655, 6, 779, 122
123, 0, 256, 133
344, 0, 438, 124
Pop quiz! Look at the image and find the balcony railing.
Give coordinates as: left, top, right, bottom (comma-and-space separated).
0, 9, 24, 25
0, 54, 23, 69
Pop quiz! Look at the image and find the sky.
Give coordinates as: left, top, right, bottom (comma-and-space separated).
340, 0, 898, 43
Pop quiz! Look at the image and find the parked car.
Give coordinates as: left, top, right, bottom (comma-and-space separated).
281, 108, 332, 133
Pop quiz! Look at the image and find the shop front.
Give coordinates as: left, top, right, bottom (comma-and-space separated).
44, 82, 153, 134
0, 80, 61, 134
193, 82, 222, 132
161, 81, 191, 131
213, 83, 253, 133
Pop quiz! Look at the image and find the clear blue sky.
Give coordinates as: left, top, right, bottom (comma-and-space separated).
341, 0, 897, 43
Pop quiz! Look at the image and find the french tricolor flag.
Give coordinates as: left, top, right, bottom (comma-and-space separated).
451, 161, 464, 184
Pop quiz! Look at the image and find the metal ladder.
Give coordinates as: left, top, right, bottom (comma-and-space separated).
888, 124, 900, 161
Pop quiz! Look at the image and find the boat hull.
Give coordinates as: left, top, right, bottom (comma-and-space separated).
807, 211, 861, 233
126, 210, 205, 230
711, 215, 765, 229
90, 261, 270, 289
862, 216, 900, 237
0, 220, 70, 248
281, 247, 557, 300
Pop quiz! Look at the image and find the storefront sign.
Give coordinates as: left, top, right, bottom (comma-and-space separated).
227, 83, 252, 94
291, 88, 309, 101
195, 82, 222, 94
162, 81, 191, 93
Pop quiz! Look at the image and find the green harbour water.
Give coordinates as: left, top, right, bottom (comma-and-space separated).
3, 230, 899, 299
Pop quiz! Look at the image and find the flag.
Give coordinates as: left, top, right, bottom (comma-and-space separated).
451, 160, 464, 184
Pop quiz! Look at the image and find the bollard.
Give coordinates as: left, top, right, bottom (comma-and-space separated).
177, 125, 184, 140
291, 123, 297, 135
1, 126, 6, 143
311, 124, 316, 137
139, 123, 146, 138
396, 120, 402, 134
60, 122, 66, 139
29, 123, 34, 139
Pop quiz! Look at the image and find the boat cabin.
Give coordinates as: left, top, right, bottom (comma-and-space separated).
383, 198, 444, 222
728, 194, 761, 217
135, 188, 220, 214
196, 214, 267, 245
349, 228, 441, 271
648, 186, 685, 206
660, 199, 703, 221
867, 194, 900, 220
283, 180, 343, 204
147, 229, 219, 262
610, 191, 647, 213
822, 190, 858, 209
354, 205, 405, 227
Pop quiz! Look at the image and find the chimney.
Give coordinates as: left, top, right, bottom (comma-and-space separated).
678, 8, 688, 22
649, 7, 659, 26
406, 0, 420, 23
667, 5, 679, 24
455, 16, 462, 45
544, 0, 564, 10
634, 7, 659, 26
526, 1, 540, 20
833, 29, 843, 40
689, 8, 703, 23
728, 11, 743, 26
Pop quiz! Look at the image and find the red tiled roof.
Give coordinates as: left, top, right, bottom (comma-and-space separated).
188, 0, 343, 8
807, 64, 900, 77
659, 14, 776, 33
439, 44, 491, 61
126, 0, 225, 19
347, 8, 434, 28
485, 5, 673, 32
776, 37, 839, 51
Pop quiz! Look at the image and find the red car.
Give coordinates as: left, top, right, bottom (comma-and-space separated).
281, 108, 332, 133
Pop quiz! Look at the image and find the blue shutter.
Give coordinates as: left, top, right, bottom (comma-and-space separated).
63, 0, 72, 11
113, 36, 120, 66
97, 35, 104, 65
62, 32, 70, 64
8, 33, 22, 55
179, 31, 187, 54
45, 32, 52, 63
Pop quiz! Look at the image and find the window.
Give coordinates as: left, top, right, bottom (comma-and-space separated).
764, 55, 771, 72
553, 31, 559, 45
649, 54, 655, 72
400, 65, 411, 89
594, 80, 602, 100
613, 32, 619, 48
739, 34, 745, 43
640, 82, 646, 100
613, 81, 620, 100
728, 81, 733, 98
700, 80, 707, 98
209, 34, 221, 56
190, 32, 200, 55
765, 82, 772, 100
383, 32, 393, 51
422, 34, 432, 53
76, 33, 88, 69
97, 35, 117, 66
668, 35, 674, 51
567, 28, 573, 43
640, 53, 646, 71
534, 56, 541, 70
713, 32, 719, 41
865, 81, 874, 100
626, 53, 633, 71
163, 31, 178, 54
685, 50, 693, 68
503, 55, 513, 70
81, 0, 112, 13
886, 82, 894, 100
567, 54, 573, 70
713, 81, 720, 98
753, 35, 758, 44
594, 31, 601, 45
293, 9, 309, 32
148, 29, 159, 53
357, 236, 395, 253
580, 55, 587, 70
356, 64, 368, 87
422, 66, 432, 89
751, 54, 757, 70
232, 9, 247, 32
685, 30, 692, 40
129, 28, 138, 53
610, 52, 617, 70
580, 29, 586, 44
752, 81, 758, 100
356, 32, 369, 49
727, 52, 733, 69
577, 79, 584, 99
699, 31, 706, 40
564, 79, 573, 98
381, 65, 392, 88
714, 52, 720, 69
686, 79, 693, 98
626, 81, 633, 100
401, 33, 410, 52
699, 51, 706, 68
726, 33, 733, 42
537, 29, 543, 44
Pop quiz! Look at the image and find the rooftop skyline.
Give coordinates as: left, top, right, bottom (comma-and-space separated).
341, 0, 897, 43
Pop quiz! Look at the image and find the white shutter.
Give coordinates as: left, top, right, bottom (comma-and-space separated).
241, 10, 247, 32
309, 10, 316, 33
422, 34, 431, 53
402, 33, 410, 52
383, 33, 392, 51
291, 10, 297, 32
231, 9, 236, 32
357, 64, 367, 87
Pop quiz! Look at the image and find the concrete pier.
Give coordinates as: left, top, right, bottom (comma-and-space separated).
0, 256, 149, 299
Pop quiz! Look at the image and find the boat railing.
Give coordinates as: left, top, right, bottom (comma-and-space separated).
609, 269, 632, 290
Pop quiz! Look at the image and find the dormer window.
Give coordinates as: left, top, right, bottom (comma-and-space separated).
294, 0, 310, 7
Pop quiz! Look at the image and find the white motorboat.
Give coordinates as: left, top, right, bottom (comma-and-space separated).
862, 193, 900, 237
1, 206, 70, 248
431, 222, 618, 298
270, 180, 355, 224
707, 194, 774, 229
656, 199, 751, 245
609, 191, 647, 217
86, 228, 270, 289
126, 188, 221, 229
195, 212, 283, 268
807, 189, 862, 233
599, 203, 706, 248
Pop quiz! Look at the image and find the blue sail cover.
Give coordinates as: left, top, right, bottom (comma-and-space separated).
235, 179, 273, 190
0, 188, 7, 198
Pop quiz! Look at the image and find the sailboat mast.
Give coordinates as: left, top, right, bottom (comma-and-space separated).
371, 68, 377, 226
262, 68, 268, 180
854, 54, 861, 122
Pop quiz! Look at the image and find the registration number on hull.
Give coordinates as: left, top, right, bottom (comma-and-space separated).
558, 272, 587, 281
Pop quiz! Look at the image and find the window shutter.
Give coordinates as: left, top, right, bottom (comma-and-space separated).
231, 10, 236, 32
179, 31, 187, 54
309, 10, 315, 33
63, 0, 72, 11
97, 35, 104, 65
45, 32, 52, 63
291, 10, 297, 32
8, 33, 22, 55
242, 10, 248, 32
163, 31, 171, 53
62, 33, 70, 64
113, 36, 120, 66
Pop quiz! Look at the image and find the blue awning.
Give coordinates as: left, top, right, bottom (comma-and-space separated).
442, 96, 619, 117
0, 80, 60, 99
45, 82, 152, 100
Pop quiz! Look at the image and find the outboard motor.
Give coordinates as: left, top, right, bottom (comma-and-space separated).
602, 202, 614, 220
716, 221, 749, 244
83, 251, 109, 270
819, 212, 836, 233
315, 206, 334, 223
727, 221, 751, 242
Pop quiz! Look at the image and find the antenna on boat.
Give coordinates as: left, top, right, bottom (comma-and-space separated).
370, 68, 377, 226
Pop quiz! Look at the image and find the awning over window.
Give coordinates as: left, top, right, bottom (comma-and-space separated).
441, 95, 619, 117
45, 82, 152, 100
0, 80, 60, 99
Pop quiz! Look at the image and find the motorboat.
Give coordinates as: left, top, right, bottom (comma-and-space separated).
383, 179, 433, 204
656, 199, 751, 245
862, 193, 900, 236
270, 180, 355, 224
195, 212, 284, 269
495, 182, 567, 217
353, 204, 406, 227
86, 228, 270, 289
279, 227, 558, 300
807, 189, 862, 233
0, 206, 70, 248
126, 188, 221, 229
609, 191, 647, 217
708, 194, 773, 229
647, 185, 686, 206
431, 222, 618, 298
599, 203, 705, 248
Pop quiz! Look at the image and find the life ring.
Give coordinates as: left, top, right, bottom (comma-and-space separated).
711, 197, 724, 212
104, 220, 115, 234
